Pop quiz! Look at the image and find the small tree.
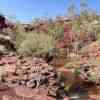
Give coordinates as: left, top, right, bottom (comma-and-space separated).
67, 0, 76, 17
80, 0, 88, 17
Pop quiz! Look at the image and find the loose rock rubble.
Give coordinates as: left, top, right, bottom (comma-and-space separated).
0, 53, 61, 99
77, 41, 100, 84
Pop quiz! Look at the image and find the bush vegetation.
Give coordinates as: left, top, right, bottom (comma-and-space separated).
15, 24, 56, 56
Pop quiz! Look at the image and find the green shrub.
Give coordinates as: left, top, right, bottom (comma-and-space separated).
48, 24, 64, 39
16, 29, 55, 56
15, 24, 26, 48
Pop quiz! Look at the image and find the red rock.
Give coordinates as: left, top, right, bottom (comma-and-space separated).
14, 86, 37, 98
19, 74, 28, 80
58, 68, 75, 78
37, 87, 48, 95
2, 95, 22, 100
2, 95, 11, 100
7, 57, 17, 64
63, 96, 69, 100
89, 94, 100, 100
4, 64, 16, 73
0, 60, 5, 65
0, 55, 57, 99
56, 41, 65, 48
21, 65, 30, 70
0, 83, 9, 91
16, 69, 23, 74
33, 94, 54, 100
4, 73, 19, 82
28, 73, 35, 80
1, 58, 8, 64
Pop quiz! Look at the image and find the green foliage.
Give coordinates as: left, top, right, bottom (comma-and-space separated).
15, 27, 55, 56
72, 20, 81, 32
15, 24, 26, 48
67, 0, 76, 17
48, 22, 64, 39
74, 68, 81, 76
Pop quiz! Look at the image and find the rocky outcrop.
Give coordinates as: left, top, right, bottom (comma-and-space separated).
0, 84, 54, 100
0, 15, 16, 54
77, 41, 100, 84
0, 53, 62, 99
0, 34, 16, 53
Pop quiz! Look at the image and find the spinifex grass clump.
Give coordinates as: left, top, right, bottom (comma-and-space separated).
15, 24, 56, 56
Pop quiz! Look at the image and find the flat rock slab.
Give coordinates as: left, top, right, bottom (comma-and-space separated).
0, 86, 54, 100
14, 86, 37, 98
